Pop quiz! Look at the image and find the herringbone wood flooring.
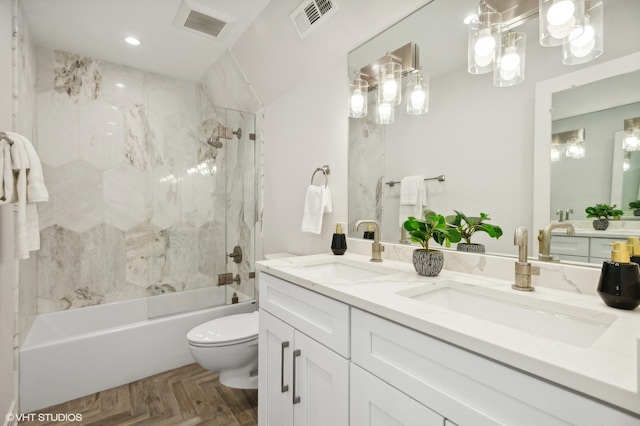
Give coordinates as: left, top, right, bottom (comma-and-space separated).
20, 363, 258, 426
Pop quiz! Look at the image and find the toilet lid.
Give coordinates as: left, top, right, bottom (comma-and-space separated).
187, 311, 258, 346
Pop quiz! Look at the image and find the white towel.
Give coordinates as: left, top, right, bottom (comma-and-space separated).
4, 132, 49, 259
301, 185, 332, 234
399, 175, 426, 226
0, 139, 15, 203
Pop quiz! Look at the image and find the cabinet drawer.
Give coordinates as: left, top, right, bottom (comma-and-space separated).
590, 237, 625, 259
549, 235, 589, 256
351, 309, 634, 426
259, 272, 350, 357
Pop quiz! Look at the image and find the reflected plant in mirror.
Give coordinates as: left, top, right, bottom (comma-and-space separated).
585, 203, 623, 231
446, 211, 503, 253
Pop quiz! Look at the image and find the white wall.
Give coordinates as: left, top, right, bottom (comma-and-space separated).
0, 0, 18, 419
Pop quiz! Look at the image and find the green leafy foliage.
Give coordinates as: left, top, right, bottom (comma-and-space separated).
403, 210, 462, 251
585, 203, 623, 220
629, 200, 640, 210
445, 211, 503, 244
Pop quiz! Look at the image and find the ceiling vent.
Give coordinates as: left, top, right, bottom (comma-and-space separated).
290, 0, 339, 40
174, 0, 235, 40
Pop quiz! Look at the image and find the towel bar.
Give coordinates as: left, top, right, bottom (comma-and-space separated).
385, 174, 445, 187
0, 131, 14, 145
310, 165, 330, 187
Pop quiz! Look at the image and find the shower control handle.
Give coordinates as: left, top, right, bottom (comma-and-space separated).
228, 246, 243, 264
292, 349, 301, 404
281, 341, 289, 393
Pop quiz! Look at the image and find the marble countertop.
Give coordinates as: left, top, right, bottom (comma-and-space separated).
255, 252, 640, 416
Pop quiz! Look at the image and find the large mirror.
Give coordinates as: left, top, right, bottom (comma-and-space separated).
348, 0, 640, 257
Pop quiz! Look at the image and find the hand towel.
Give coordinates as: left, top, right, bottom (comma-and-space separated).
6, 132, 49, 259
301, 185, 330, 234
399, 175, 426, 227
0, 139, 15, 203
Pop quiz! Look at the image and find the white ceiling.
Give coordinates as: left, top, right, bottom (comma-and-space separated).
20, 0, 271, 82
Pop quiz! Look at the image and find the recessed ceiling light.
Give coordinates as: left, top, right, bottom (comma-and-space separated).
115, 83, 126, 88
124, 36, 141, 46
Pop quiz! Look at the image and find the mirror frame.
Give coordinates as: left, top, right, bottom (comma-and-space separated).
532, 51, 640, 257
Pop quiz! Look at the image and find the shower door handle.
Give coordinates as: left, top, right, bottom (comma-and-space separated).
280, 341, 289, 393
292, 349, 301, 404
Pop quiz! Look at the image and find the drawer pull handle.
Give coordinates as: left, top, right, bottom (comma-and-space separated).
281, 341, 289, 393
293, 349, 301, 404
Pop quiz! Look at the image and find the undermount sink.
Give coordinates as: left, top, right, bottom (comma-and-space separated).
298, 260, 391, 282
396, 280, 618, 347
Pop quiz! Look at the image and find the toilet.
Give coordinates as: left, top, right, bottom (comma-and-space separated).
187, 310, 259, 389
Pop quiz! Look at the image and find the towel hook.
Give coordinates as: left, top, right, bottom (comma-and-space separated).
310, 165, 330, 188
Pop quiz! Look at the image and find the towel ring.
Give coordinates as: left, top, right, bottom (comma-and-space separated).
311, 165, 330, 188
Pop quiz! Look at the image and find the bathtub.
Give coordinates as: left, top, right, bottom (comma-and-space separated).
19, 286, 256, 413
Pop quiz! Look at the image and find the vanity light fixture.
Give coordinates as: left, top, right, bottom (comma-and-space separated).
467, 2, 502, 75
348, 42, 424, 122
348, 72, 369, 118
562, 1, 603, 65
623, 117, 640, 152
552, 128, 585, 160
494, 31, 526, 87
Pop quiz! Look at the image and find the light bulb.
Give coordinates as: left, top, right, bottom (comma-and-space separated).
624, 158, 631, 171
624, 134, 640, 151
378, 103, 392, 120
547, 0, 575, 26
569, 24, 595, 57
410, 85, 426, 109
474, 28, 496, 57
382, 76, 398, 101
551, 146, 561, 161
350, 89, 364, 114
548, 16, 576, 39
500, 48, 521, 71
475, 52, 493, 68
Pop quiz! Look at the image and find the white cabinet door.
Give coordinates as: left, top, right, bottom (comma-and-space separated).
259, 308, 349, 426
293, 330, 349, 426
350, 364, 444, 426
259, 309, 295, 426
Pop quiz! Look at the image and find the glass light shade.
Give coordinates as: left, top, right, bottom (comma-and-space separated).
550, 144, 562, 161
623, 130, 640, 152
406, 71, 429, 115
494, 32, 526, 87
375, 102, 395, 124
565, 140, 585, 159
562, 2, 603, 65
467, 11, 502, 75
539, 0, 585, 47
377, 61, 402, 106
348, 78, 368, 118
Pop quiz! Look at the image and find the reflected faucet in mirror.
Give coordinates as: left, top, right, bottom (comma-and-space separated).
354, 220, 384, 262
538, 223, 576, 262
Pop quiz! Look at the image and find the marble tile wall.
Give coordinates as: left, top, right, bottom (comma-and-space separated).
31, 47, 256, 314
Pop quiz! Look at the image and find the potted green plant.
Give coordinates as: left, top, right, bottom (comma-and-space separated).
403, 210, 462, 276
629, 200, 640, 216
585, 203, 623, 230
446, 211, 503, 253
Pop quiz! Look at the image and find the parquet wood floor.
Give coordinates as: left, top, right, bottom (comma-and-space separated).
19, 363, 258, 426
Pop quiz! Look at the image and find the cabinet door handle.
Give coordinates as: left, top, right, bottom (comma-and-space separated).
292, 349, 301, 404
281, 341, 289, 393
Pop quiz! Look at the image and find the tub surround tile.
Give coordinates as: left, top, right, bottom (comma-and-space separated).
124, 104, 162, 172
103, 164, 148, 232
53, 50, 101, 102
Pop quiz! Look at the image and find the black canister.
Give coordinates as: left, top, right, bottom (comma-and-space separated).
597, 242, 640, 310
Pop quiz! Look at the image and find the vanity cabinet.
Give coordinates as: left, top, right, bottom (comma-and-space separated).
258, 272, 349, 426
550, 235, 625, 264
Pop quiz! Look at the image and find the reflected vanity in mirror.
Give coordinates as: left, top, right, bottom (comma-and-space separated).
348, 0, 640, 260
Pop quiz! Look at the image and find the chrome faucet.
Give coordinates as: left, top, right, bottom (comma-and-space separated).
538, 222, 575, 262
354, 220, 384, 262
565, 208, 574, 220
556, 209, 564, 222
512, 227, 539, 291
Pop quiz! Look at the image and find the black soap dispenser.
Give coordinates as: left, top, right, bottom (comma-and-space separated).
363, 224, 375, 240
597, 242, 640, 310
331, 223, 347, 255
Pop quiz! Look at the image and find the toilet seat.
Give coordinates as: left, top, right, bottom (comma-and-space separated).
187, 311, 258, 348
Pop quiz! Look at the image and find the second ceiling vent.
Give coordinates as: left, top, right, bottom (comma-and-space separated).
290, 0, 339, 40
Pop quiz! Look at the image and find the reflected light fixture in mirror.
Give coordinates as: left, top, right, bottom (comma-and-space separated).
375, 102, 395, 124
348, 72, 369, 118
623, 117, 640, 151
562, 1, 603, 64
551, 128, 585, 159
539, 0, 585, 46
406, 70, 429, 115
494, 31, 526, 87
467, 3, 502, 74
